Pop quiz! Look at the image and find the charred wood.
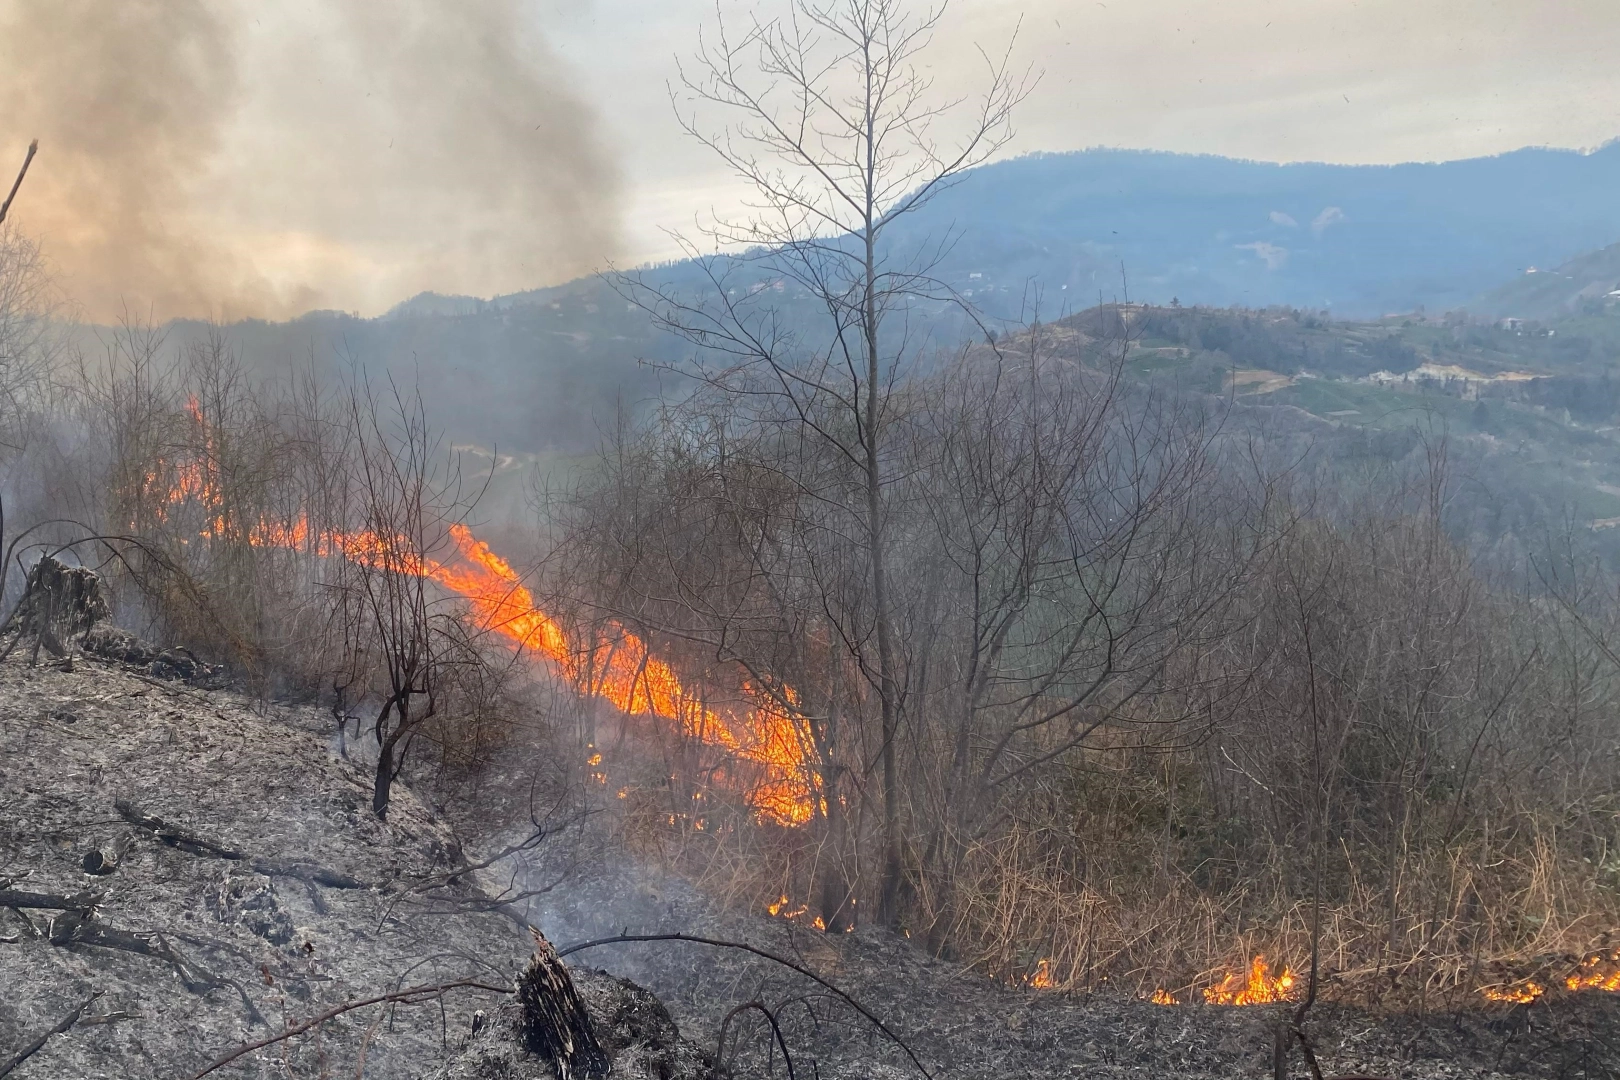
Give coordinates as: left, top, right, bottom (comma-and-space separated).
0, 889, 100, 912
518, 928, 610, 1080
1, 555, 108, 662
48, 910, 266, 1026
0, 989, 100, 1079
115, 799, 367, 889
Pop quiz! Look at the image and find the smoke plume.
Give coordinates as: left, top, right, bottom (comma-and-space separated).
0, 0, 622, 321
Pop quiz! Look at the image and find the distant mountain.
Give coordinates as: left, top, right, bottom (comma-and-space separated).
866, 143, 1620, 319
1474, 240, 1620, 320
118, 141, 1620, 459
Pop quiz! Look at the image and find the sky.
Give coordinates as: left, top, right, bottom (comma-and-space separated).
3, 0, 1619, 322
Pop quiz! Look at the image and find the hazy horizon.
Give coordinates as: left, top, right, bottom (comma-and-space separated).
4, 0, 1618, 322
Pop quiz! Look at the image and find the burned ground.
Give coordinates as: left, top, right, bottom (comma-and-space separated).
0, 645, 709, 1079
517, 824, 1620, 1079
1, 640, 1617, 1078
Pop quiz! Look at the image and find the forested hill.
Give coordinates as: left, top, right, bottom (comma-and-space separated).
1474, 238, 1620, 319
1109, 300, 1620, 562
869, 143, 1620, 319
109, 142, 1620, 461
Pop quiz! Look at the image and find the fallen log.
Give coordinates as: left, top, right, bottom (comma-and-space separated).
115, 800, 366, 889
0, 889, 99, 912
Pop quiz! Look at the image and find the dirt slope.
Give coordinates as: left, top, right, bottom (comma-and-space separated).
0, 645, 709, 1079
5, 635, 1619, 1080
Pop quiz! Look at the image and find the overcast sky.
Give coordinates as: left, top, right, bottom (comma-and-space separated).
536, 0, 1620, 265
6, 0, 1619, 320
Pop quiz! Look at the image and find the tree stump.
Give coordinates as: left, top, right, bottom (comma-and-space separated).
518, 927, 610, 1080
5, 555, 109, 660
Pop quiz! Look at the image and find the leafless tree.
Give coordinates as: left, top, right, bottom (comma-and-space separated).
340, 380, 488, 818
616, 0, 1031, 927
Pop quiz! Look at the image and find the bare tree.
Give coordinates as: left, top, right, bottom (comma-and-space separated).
341, 380, 482, 818
619, 0, 1031, 927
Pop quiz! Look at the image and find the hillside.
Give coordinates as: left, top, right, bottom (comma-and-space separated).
5, 610, 1618, 1077
68, 141, 1620, 463
1475, 239, 1620, 319
0, 628, 715, 1079
1084, 302, 1620, 558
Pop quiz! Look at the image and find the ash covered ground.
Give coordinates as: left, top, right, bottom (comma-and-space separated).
0, 641, 711, 1079
1, 637, 1617, 1079
512, 834, 1620, 1080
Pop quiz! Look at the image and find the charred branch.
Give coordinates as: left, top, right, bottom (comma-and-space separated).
558, 932, 932, 1079
716, 1001, 796, 1080
0, 888, 100, 912
187, 978, 510, 1079
46, 910, 266, 1026
0, 988, 99, 1079
115, 799, 367, 889
0, 139, 36, 229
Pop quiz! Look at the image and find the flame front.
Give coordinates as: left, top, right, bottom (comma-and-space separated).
1565, 951, 1620, 993
428, 524, 815, 823
1201, 956, 1296, 1005
1482, 981, 1545, 1004
150, 403, 817, 825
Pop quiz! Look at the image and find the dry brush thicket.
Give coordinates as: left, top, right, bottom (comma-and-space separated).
555, 318, 1620, 1004
1, 309, 526, 817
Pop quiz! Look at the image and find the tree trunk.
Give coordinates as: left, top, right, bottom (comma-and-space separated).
372, 694, 409, 819
864, 217, 903, 928
519, 929, 610, 1080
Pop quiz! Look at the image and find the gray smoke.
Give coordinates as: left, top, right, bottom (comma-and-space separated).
0, 0, 622, 321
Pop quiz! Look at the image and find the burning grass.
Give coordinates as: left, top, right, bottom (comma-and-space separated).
101, 371, 1620, 1020
144, 395, 822, 825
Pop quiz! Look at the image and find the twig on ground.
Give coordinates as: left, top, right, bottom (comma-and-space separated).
187, 979, 511, 1079
0, 988, 100, 1078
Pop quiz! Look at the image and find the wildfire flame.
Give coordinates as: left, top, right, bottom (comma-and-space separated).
1476, 949, 1620, 1004
1201, 956, 1296, 1005
1565, 951, 1620, 993
426, 524, 815, 823
767, 895, 808, 920
1148, 988, 1178, 1005
1482, 981, 1545, 1004
1028, 959, 1055, 990
152, 403, 818, 824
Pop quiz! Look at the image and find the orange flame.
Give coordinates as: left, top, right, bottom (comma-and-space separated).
1482, 981, 1545, 1004
1028, 959, 1055, 989
1202, 956, 1296, 1005
151, 403, 818, 824
1566, 951, 1620, 993
428, 524, 815, 823
767, 895, 809, 919
1148, 988, 1178, 1005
